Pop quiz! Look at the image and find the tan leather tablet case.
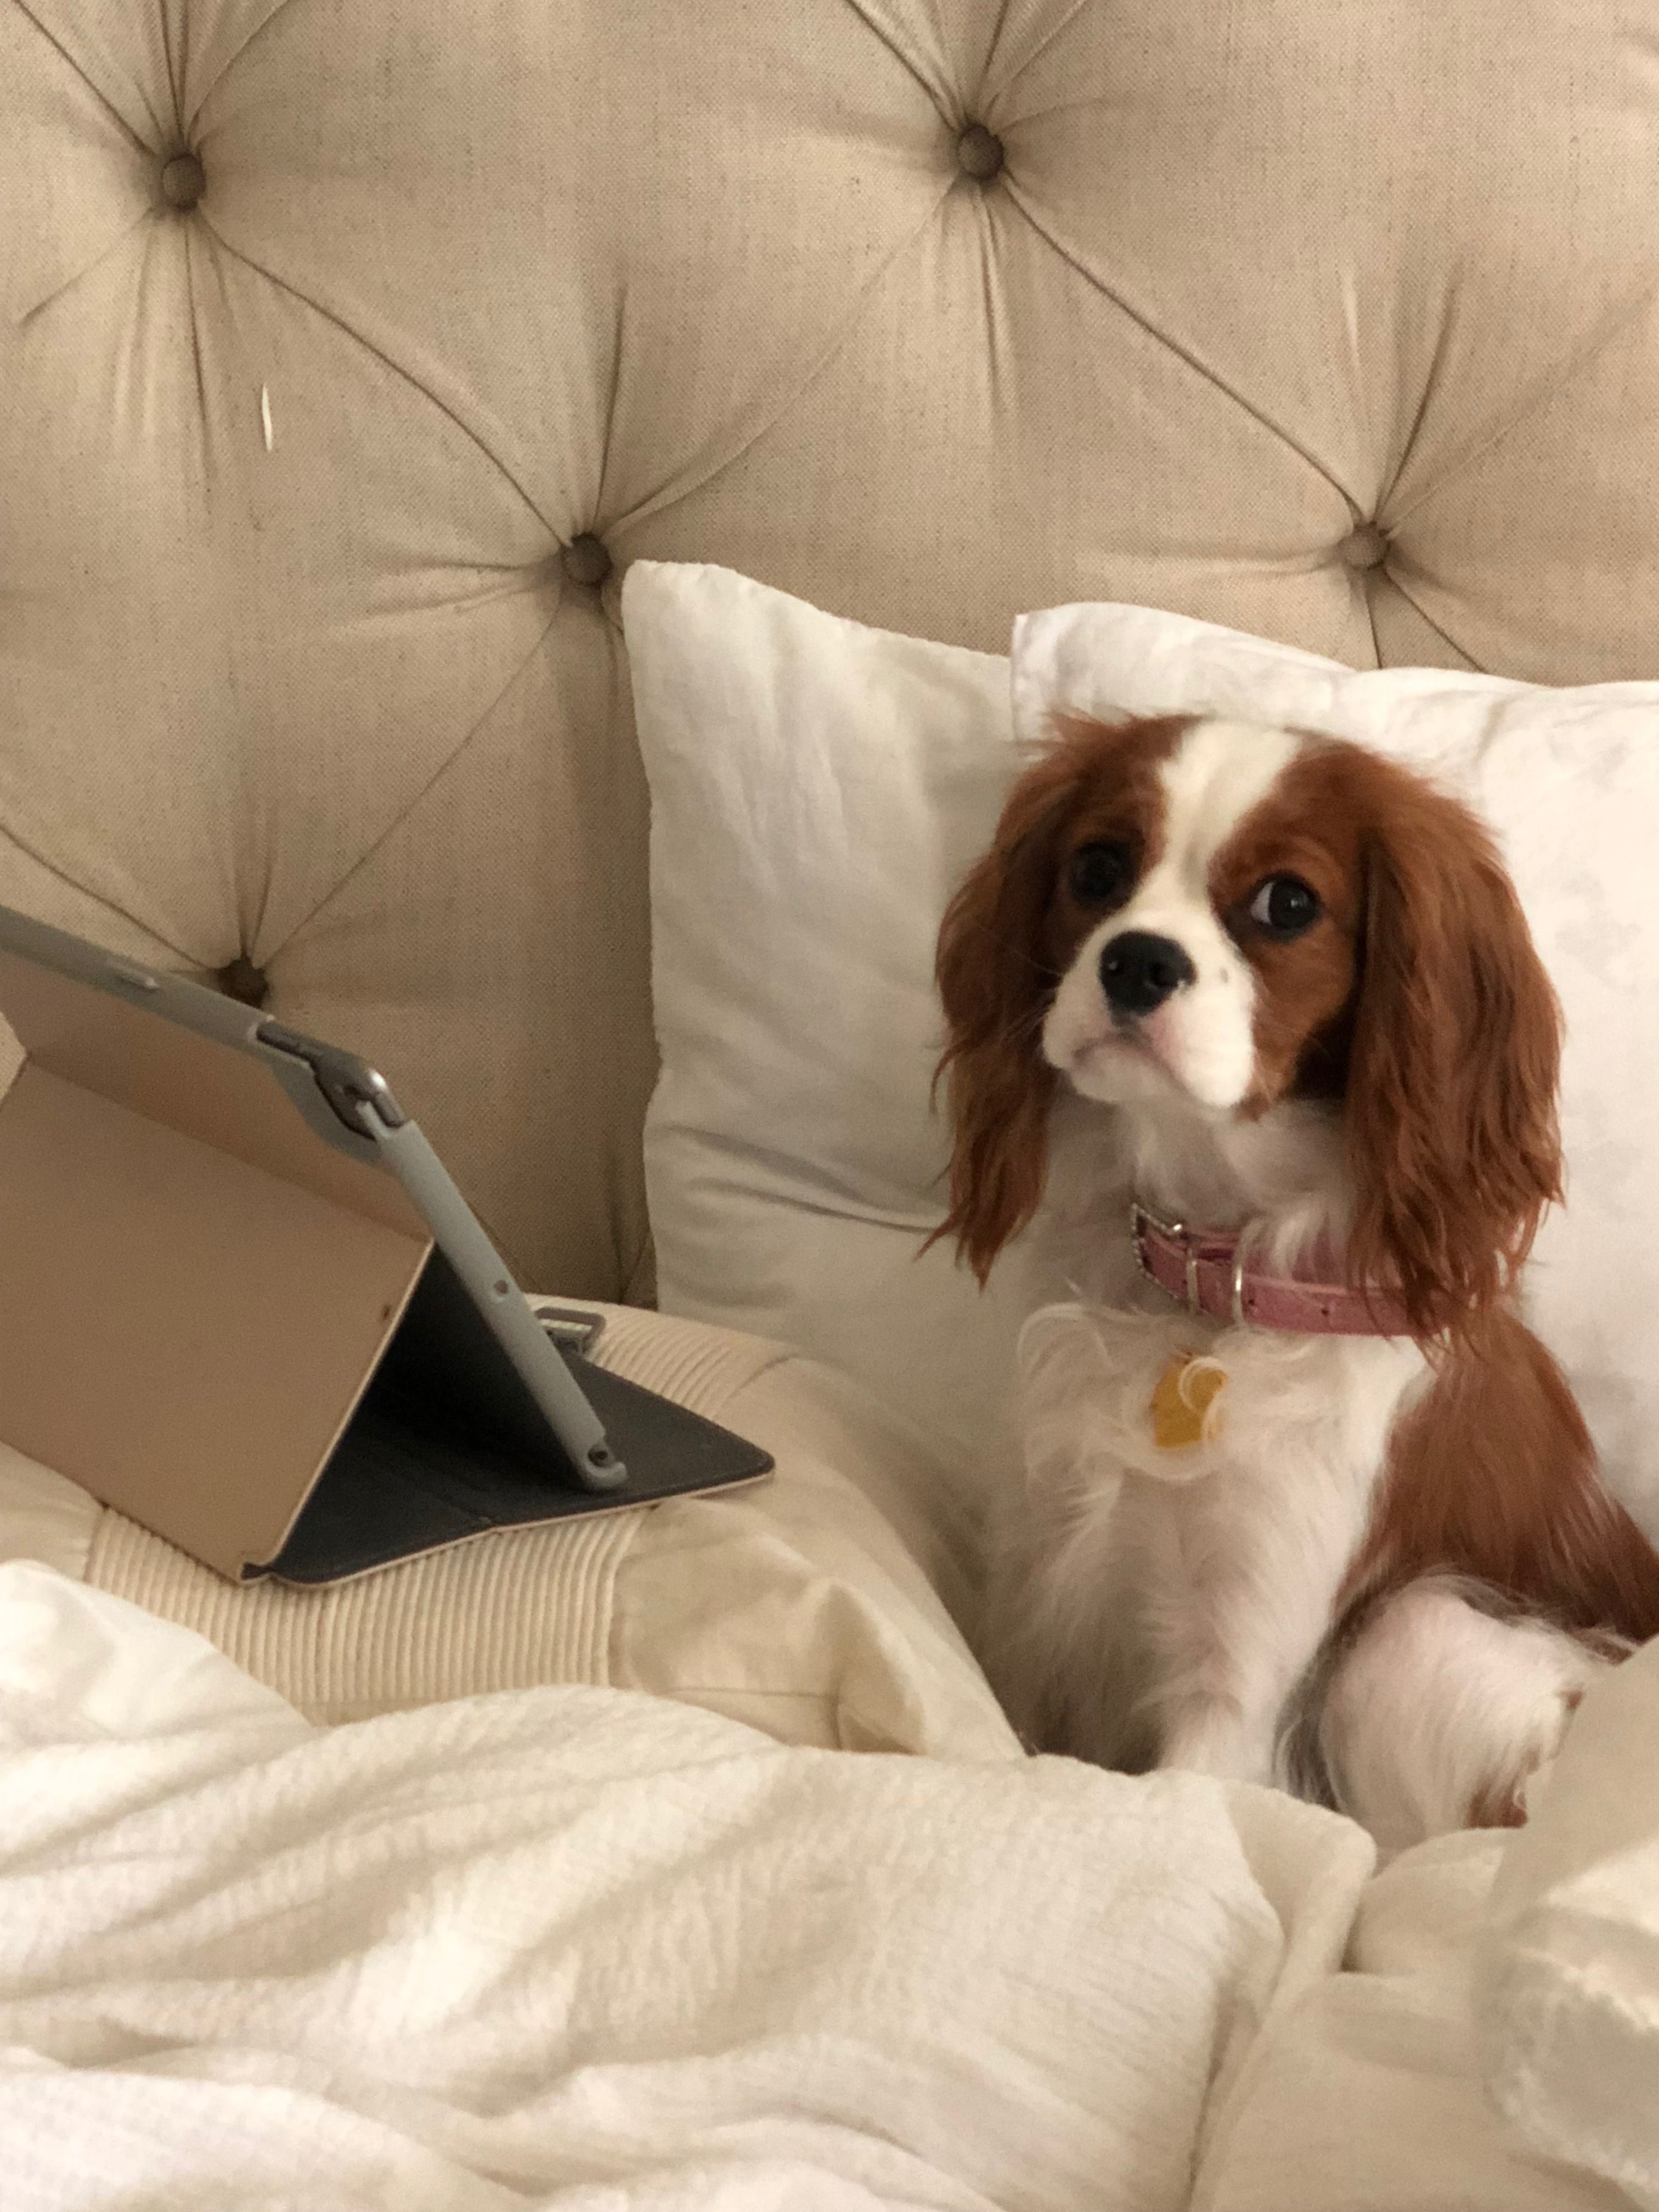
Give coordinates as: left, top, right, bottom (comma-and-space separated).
0, 951, 431, 1580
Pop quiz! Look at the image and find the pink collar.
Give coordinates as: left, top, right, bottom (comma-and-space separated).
1130, 1202, 1412, 1338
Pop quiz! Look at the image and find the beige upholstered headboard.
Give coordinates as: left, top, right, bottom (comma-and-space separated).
5, 1, 1656, 1304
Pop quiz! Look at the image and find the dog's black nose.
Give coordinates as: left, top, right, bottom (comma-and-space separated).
1099, 931, 1197, 1017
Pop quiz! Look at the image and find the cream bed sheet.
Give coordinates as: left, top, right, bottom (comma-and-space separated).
0, 1303, 1018, 1757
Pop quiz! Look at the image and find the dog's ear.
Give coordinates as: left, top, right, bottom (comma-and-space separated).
930, 745, 1084, 1283
1342, 765, 1562, 1345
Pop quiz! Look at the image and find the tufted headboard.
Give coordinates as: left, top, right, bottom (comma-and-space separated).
5, 1, 1657, 1304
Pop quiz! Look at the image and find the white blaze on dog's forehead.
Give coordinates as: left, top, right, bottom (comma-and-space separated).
1155, 720, 1304, 887
1042, 718, 1309, 1112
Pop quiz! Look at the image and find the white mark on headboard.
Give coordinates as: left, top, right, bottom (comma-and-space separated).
259, 385, 274, 453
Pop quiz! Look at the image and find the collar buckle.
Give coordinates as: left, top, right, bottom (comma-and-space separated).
1130, 1199, 1202, 1316
1132, 1200, 1267, 1327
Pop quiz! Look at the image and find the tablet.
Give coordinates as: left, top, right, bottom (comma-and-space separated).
0, 901, 772, 1584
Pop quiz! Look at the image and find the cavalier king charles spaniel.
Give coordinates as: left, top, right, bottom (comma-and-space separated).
935, 710, 1659, 1850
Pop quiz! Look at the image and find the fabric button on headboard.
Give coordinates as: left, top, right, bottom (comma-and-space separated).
159, 153, 206, 211
4, 1, 1657, 1300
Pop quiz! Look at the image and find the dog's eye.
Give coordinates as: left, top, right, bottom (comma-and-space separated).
1067, 841, 1133, 906
1248, 875, 1322, 939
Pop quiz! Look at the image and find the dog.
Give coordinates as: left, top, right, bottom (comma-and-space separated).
934, 709, 1659, 1850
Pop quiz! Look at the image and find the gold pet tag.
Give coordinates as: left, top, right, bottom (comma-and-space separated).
1151, 1357, 1227, 1449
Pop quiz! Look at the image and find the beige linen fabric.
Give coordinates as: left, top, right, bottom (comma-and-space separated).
6, 2, 1658, 1300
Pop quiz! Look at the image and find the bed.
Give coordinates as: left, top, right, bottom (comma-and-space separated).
4, 2, 1659, 2204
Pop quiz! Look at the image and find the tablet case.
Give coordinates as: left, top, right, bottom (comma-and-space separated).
0, 936, 771, 1584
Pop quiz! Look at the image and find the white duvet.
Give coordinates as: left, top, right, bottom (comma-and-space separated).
0, 1559, 1651, 2211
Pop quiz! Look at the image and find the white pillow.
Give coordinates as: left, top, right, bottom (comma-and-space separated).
627, 565, 1659, 1534
625, 562, 1026, 1492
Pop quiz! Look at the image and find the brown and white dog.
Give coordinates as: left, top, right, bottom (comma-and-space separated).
935, 710, 1659, 1849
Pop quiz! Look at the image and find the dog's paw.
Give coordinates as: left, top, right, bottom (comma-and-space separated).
1317, 1579, 1621, 1853
1466, 1650, 1607, 1832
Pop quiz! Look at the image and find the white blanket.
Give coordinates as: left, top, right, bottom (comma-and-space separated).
4, 1559, 1651, 2212
0, 1561, 1373, 2212
1478, 1638, 1659, 2210
1193, 1830, 1633, 2212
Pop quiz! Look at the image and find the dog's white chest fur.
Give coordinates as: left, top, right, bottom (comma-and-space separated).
1013, 1296, 1425, 1779
990, 1093, 1429, 1781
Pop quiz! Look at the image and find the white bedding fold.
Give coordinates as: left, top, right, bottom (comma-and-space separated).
1478, 1635, 1659, 2208
0, 1562, 1374, 2212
